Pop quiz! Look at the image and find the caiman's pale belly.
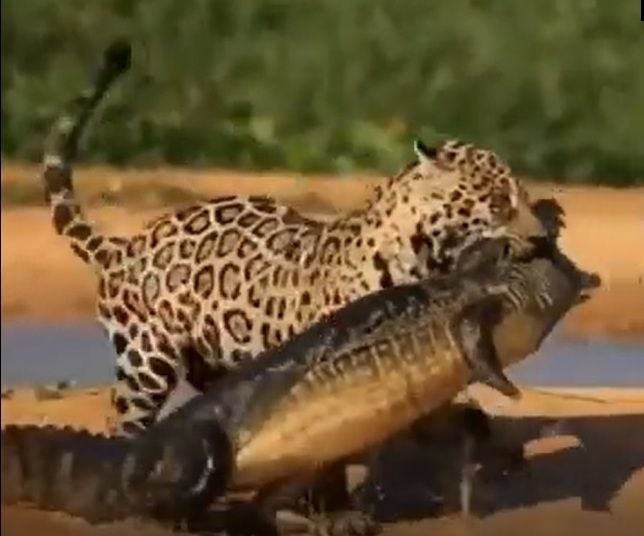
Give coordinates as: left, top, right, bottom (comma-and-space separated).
493, 308, 559, 368
230, 345, 468, 490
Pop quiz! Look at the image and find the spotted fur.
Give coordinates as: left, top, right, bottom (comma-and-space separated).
42, 41, 546, 436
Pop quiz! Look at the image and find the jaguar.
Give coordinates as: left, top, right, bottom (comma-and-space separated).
42, 40, 546, 435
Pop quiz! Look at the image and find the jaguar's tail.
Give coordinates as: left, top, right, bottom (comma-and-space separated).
42, 40, 131, 270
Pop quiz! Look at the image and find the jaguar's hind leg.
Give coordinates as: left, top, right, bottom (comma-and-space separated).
106, 321, 183, 437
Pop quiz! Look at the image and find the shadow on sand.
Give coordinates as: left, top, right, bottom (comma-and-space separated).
355, 412, 644, 522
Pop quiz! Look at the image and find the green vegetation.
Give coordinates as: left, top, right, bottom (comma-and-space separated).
2, 0, 643, 184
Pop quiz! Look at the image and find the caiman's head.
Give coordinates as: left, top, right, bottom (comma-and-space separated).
459, 197, 601, 370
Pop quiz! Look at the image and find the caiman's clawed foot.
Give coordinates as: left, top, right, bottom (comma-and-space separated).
182, 506, 378, 536
273, 509, 318, 534
272, 508, 380, 536
224, 503, 281, 536
183, 502, 281, 536
310, 510, 381, 536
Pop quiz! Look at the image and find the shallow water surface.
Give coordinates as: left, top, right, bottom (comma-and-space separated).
1, 322, 643, 388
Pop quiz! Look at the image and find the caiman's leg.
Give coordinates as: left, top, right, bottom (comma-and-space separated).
405, 401, 493, 518
451, 402, 492, 518
455, 400, 530, 518
400, 397, 525, 518
244, 463, 350, 517
182, 502, 281, 536
253, 471, 381, 536
454, 403, 524, 517
307, 463, 352, 512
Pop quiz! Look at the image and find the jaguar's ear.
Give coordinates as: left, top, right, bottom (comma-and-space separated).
414, 139, 437, 162
414, 139, 437, 173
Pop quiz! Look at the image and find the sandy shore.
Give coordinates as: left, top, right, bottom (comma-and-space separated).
2, 164, 644, 534
2, 385, 644, 535
2, 163, 644, 341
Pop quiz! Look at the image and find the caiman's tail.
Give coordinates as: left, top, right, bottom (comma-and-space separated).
1, 425, 132, 522
42, 40, 131, 269
1, 422, 232, 527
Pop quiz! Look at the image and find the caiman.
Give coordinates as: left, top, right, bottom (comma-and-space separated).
1, 201, 600, 533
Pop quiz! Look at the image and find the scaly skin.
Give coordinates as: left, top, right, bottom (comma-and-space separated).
1, 426, 132, 522
1, 208, 600, 532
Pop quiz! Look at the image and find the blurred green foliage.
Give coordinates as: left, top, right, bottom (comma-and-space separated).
2, 0, 643, 184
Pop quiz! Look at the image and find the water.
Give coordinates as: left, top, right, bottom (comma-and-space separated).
1, 322, 114, 387
1, 322, 643, 388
